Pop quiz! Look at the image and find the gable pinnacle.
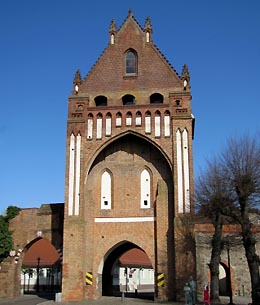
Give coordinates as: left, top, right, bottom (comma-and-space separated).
128, 9, 133, 17
144, 17, 152, 32
109, 19, 117, 44
109, 19, 117, 34
73, 69, 82, 95
181, 64, 190, 90
144, 16, 153, 42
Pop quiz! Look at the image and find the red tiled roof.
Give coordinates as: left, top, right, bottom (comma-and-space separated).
23, 238, 60, 267
119, 248, 152, 267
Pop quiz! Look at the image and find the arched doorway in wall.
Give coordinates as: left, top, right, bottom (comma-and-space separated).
219, 262, 229, 296
101, 242, 154, 299
22, 237, 62, 294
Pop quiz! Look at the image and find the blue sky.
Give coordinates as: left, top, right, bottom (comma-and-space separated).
0, 0, 260, 214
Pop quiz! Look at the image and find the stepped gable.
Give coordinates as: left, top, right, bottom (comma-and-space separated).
78, 11, 183, 98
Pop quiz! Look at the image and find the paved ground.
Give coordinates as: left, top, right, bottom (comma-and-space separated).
0, 294, 53, 305
0, 295, 252, 305
39, 295, 252, 305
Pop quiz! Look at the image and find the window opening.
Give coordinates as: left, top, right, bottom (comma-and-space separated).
145, 111, 151, 134
105, 113, 112, 136
126, 111, 132, 126
87, 113, 93, 139
101, 171, 112, 209
116, 112, 122, 127
175, 100, 181, 106
95, 96, 107, 107
150, 93, 163, 104
141, 169, 151, 208
126, 51, 137, 74
155, 111, 161, 138
122, 94, 136, 105
97, 113, 103, 139
136, 111, 142, 126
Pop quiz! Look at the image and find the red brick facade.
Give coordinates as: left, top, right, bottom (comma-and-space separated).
62, 11, 195, 302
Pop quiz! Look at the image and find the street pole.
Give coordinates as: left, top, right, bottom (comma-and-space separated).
125, 267, 128, 296
36, 257, 40, 293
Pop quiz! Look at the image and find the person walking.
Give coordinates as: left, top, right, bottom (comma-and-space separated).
184, 282, 192, 305
189, 276, 196, 305
203, 284, 210, 305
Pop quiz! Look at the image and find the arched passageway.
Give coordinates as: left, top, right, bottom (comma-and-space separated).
22, 238, 62, 293
102, 242, 154, 299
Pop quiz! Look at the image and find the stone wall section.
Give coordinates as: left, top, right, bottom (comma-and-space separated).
195, 222, 260, 301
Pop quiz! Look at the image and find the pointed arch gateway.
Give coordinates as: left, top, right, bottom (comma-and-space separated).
86, 133, 174, 299
101, 242, 153, 298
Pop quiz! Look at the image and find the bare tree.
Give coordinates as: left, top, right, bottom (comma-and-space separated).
196, 159, 235, 303
221, 134, 260, 305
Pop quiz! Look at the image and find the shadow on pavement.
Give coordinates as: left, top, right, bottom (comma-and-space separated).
23, 291, 55, 300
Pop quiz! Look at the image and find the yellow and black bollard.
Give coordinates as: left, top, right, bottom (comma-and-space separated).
85, 271, 93, 285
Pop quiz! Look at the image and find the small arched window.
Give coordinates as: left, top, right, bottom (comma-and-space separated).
155, 111, 161, 137
95, 96, 107, 107
145, 111, 151, 134
105, 113, 112, 136
126, 111, 132, 126
101, 170, 112, 209
140, 169, 151, 208
164, 110, 171, 137
122, 94, 136, 105
126, 51, 137, 74
136, 111, 142, 126
116, 112, 122, 127
150, 93, 163, 104
96, 113, 103, 139
87, 113, 94, 139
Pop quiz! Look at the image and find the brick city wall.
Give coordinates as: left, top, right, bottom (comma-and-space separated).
9, 203, 64, 250
0, 203, 64, 298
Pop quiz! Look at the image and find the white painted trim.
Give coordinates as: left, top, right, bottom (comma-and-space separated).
164, 115, 170, 137
176, 130, 184, 213
126, 117, 132, 126
101, 171, 111, 209
94, 217, 155, 223
155, 116, 160, 137
140, 169, 150, 208
116, 117, 122, 127
87, 118, 93, 139
74, 134, 81, 216
105, 117, 112, 136
136, 116, 142, 126
68, 134, 75, 216
97, 118, 102, 139
145, 116, 151, 133
182, 129, 190, 213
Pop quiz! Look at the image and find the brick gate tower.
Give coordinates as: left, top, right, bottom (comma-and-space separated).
62, 11, 195, 302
